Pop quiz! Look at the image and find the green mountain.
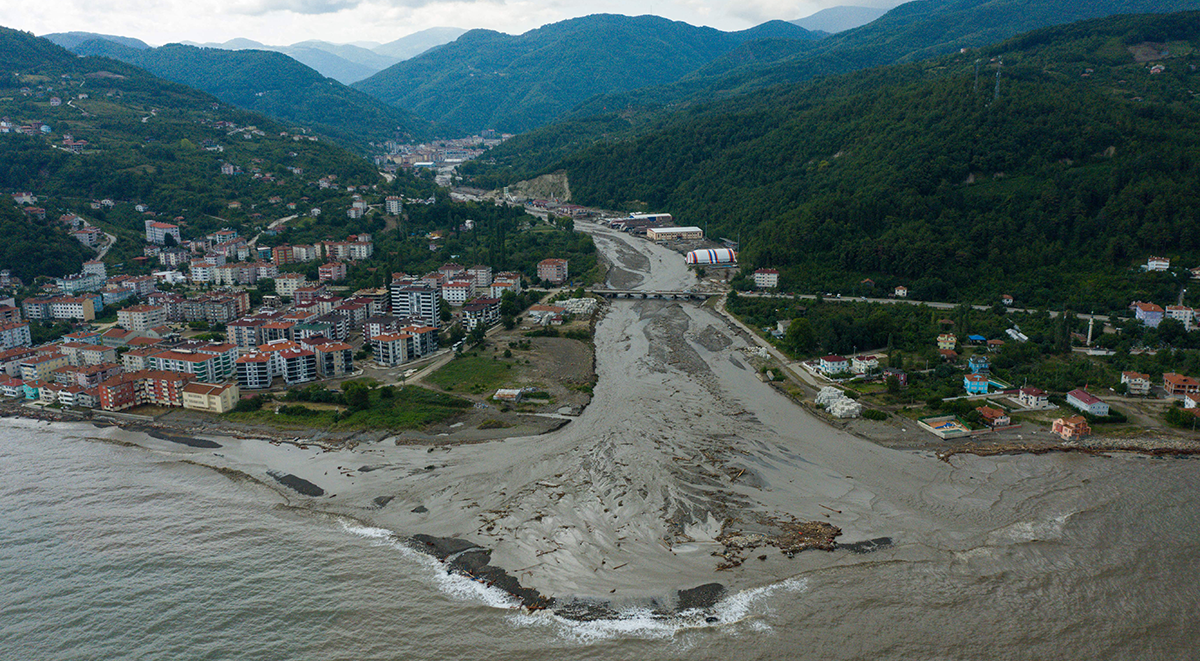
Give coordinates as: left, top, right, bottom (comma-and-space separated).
69, 40, 432, 146
505, 12, 1200, 313
0, 26, 393, 280
352, 14, 821, 134
570, 0, 1200, 118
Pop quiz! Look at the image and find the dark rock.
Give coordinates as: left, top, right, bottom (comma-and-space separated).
266, 471, 324, 497
410, 504, 428, 513
677, 582, 726, 611
840, 537, 893, 554
373, 496, 394, 508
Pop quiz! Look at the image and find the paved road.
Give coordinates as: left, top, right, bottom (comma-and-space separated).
739, 291, 1118, 323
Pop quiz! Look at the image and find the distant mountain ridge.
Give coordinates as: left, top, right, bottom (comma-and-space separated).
67, 39, 432, 146
170, 29, 466, 83
43, 31, 150, 51
791, 5, 890, 33
352, 14, 822, 134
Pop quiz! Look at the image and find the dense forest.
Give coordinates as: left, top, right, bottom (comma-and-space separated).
68, 40, 433, 148
0, 200, 91, 281
352, 15, 819, 135
473, 12, 1200, 313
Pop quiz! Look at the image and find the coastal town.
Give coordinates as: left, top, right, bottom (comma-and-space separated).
4, 175, 1200, 456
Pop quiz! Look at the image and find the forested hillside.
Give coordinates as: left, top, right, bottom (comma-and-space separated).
353, 14, 819, 134
0, 198, 92, 281
69, 40, 432, 146
527, 12, 1200, 312
481, 0, 1191, 158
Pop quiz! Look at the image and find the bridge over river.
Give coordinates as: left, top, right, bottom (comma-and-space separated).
586, 288, 720, 301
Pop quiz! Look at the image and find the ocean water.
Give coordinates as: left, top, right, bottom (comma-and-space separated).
3, 420, 1200, 660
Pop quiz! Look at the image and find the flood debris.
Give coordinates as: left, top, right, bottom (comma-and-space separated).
714, 515, 841, 568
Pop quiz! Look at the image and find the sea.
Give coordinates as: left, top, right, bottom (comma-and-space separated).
2, 418, 1199, 660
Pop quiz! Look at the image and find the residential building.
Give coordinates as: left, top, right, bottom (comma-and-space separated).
58, 342, 117, 366
968, 355, 990, 375
1163, 373, 1200, 398
882, 367, 908, 388
82, 260, 107, 279
20, 353, 69, 382
118, 304, 168, 332
850, 355, 879, 375
97, 370, 194, 411
1066, 389, 1109, 417
181, 382, 240, 414
1121, 371, 1151, 396
235, 353, 273, 390
442, 280, 475, 306
144, 220, 181, 245
309, 340, 353, 378
818, 355, 849, 376
1132, 301, 1164, 328
894, 286, 908, 298
1017, 386, 1049, 409
1146, 256, 1170, 272
146, 349, 231, 383
275, 272, 308, 298
461, 298, 501, 330
0, 321, 31, 350
52, 363, 122, 389
976, 406, 1011, 428
56, 273, 104, 295
468, 265, 492, 288
937, 334, 957, 351
318, 261, 347, 283
147, 292, 186, 321
372, 332, 412, 366
1052, 415, 1091, 440
278, 348, 317, 385
1165, 305, 1196, 331
385, 196, 403, 215
537, 258, 569, 285
390, 283, 440, 328
753, 268, 780, 289
1001, 294, 1014, 306
964, 374, 989, 395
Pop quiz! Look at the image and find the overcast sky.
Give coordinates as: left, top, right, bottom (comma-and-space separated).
8, 0, 900, 47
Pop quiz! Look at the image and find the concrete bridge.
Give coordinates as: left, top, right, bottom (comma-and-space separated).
587, 289, 719, 301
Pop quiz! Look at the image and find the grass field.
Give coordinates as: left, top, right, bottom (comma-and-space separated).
426, 353, 524, 395
224, 385, 471, 431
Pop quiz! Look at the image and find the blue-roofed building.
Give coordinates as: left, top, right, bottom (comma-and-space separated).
967, 334, 987, 344
968, 355, 990, 375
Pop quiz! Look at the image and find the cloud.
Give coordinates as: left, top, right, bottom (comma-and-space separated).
231, 0, 367, 16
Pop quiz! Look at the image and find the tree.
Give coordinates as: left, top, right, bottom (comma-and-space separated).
886, 375, 901, 394
469, 323, 486, 346
343, 382, 371, 412
784, 318, 815, 354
